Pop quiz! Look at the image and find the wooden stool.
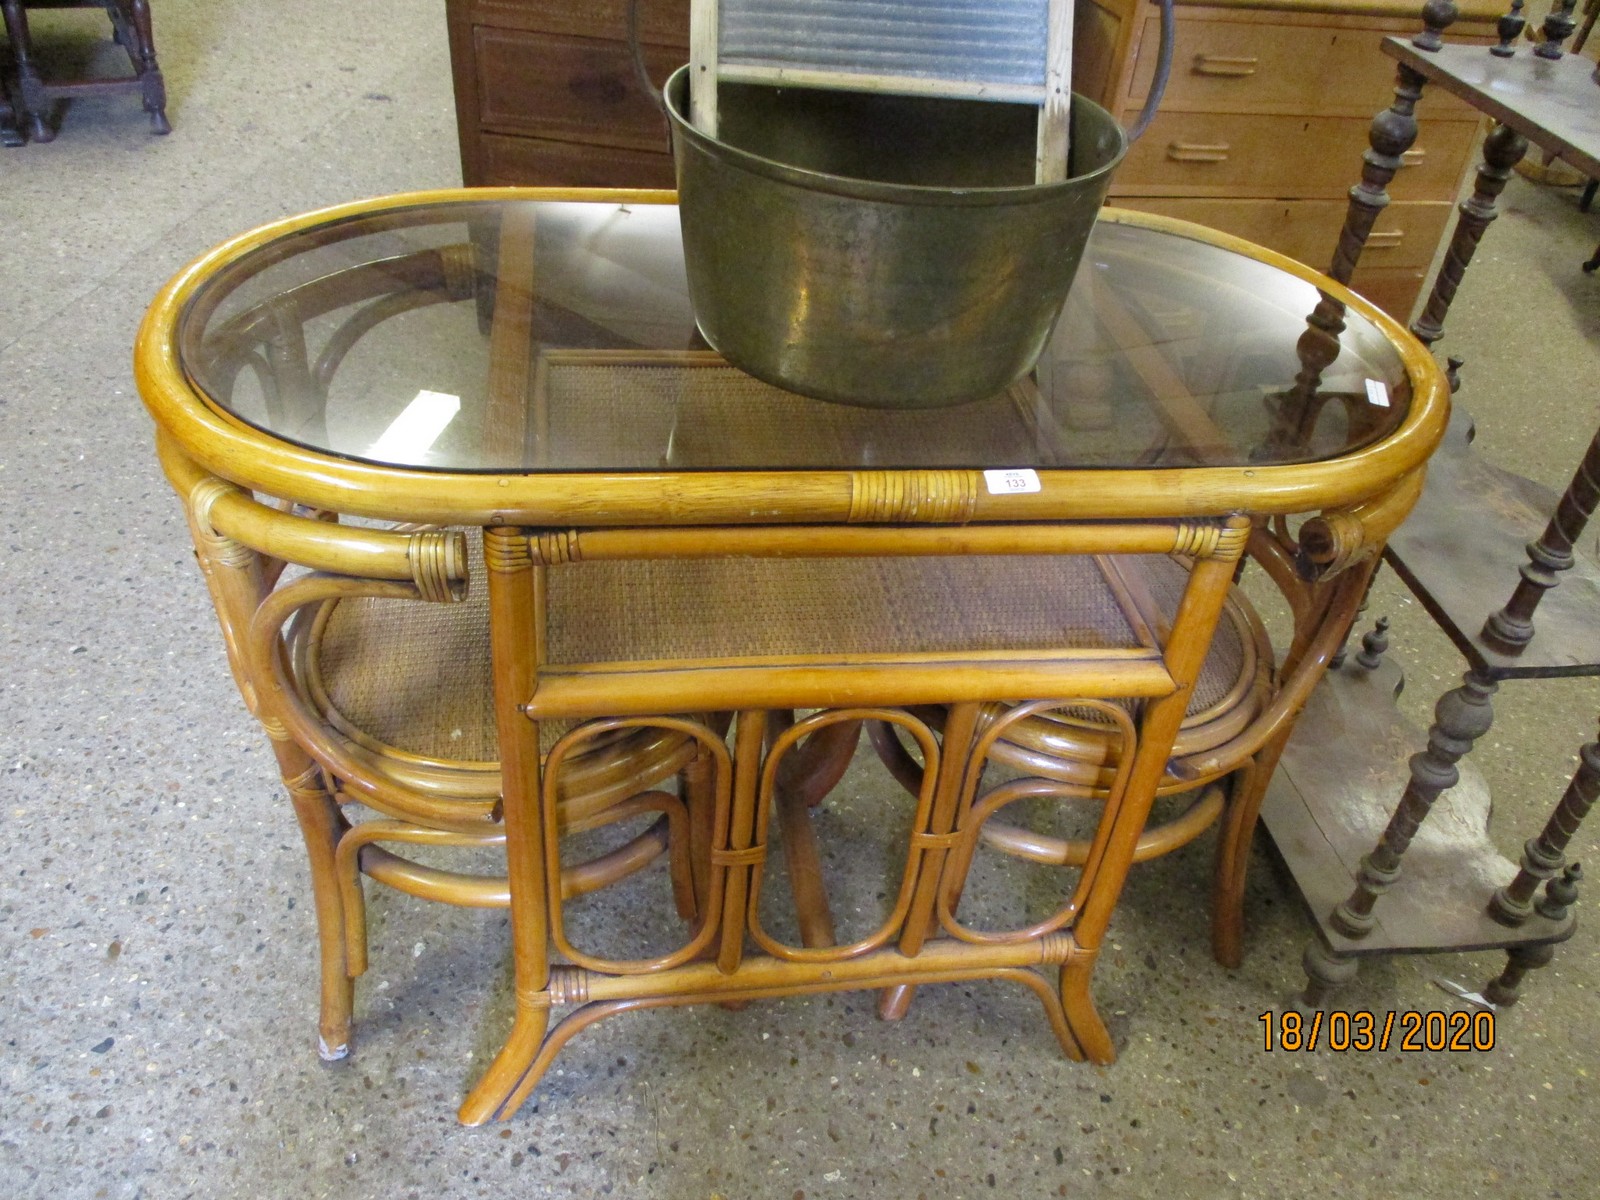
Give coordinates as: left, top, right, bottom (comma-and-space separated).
1, 0, 169, 143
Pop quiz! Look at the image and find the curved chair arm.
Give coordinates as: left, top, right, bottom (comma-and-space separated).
160, 432, 468, 598
1173, 557, 1374, 781
1296, 468, 1426, 581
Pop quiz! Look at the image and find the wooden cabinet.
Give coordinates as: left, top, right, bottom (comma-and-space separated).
1077, 0, 1502, 317
446, 0, 690, 188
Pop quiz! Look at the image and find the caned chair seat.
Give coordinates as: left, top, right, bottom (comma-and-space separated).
275, 532, 714, 1060
307, 555, 702, 829
970, 554, 1273, 792
862, 553, 1276, 966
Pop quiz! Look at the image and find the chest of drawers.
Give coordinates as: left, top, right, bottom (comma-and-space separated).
1076, 0, 1501, 317
446, 0, 689, 188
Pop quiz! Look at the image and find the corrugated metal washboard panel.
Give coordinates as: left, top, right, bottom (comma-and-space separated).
717, 0, 1049, 104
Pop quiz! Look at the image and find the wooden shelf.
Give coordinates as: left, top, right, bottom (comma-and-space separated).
1384, 410, 1600, 681
1262, 654, 1575, 957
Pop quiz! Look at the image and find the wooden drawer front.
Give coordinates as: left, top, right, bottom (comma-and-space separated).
466, 0, 689, 45
1126, 14, 1482, 118
1115, 197, 1453, 270
1114, 111, 1480, 200
1345, 265, 1428, 320
479, 134, 677, 188
476, 28, 683, 151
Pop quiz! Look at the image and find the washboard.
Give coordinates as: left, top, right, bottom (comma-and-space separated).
688, 0, 1075, 182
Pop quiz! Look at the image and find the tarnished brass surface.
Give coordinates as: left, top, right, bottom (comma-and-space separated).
665, 68, 1126, 409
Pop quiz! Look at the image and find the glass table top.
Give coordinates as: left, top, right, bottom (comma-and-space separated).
178, 198, 1413, 474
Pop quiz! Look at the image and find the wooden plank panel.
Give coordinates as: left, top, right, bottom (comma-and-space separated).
467, 0, 690, 44
1125, 10, 1494, 118
1113, 111, 1480, 200
479, 135, 677, 188
1112, 196, 1453, 269
475, 28, 681, 151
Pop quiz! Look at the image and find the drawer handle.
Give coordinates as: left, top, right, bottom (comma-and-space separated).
1366, 231, 1405, 248
1399, 149, 1427, 167
1193, 54, 1259, 77
1167, 142, 1230, 163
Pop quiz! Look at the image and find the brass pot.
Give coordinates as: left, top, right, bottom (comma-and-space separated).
664, 67, 1126, 409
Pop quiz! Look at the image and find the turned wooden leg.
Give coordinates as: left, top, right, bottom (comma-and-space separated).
1300, 938, 1361, 1008
1491, 721, 1600, 923
1485, 866, 1581, 1005
1, 0, 52, 142
1410, 122, 1530, 347
123, 0, 170, 133
1484, 430, 1600, 649
0, 62, 22, 146
1261, 54, 1427, 457
1533, 0, 1579, 58
1331, 670, 1497, 937
1483, 943, 1556, 1007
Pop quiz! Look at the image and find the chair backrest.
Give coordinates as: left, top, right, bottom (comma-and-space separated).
689, 0, 1074, 180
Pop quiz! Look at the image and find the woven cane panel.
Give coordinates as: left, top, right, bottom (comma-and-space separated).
314, 557, 500, 763
538, 361, 1041, 468
545, 554, 1141, 663
312, 543, 1255, 757
1132, 556, 1248, 715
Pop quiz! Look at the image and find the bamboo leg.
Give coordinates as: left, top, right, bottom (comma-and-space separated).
880, 702, 982, 1021
776, 786, 837, 949
682, 743, 717, 928
275, 740, 354, 1061
771, 718, 863, 948
716, 710, 769, 975
1210, 754, 1267, 970
461, 528, 555, 1120
1063, 534, 1249, 1060
458, 1007, 552, 1126
1057, 957, 1115, 1064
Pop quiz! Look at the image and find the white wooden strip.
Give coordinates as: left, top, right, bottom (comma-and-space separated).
690, 0, 720, 137
717, 62, 1045, 105
1035, 0, 1073, 182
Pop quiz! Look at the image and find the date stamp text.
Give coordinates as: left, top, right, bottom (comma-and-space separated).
1259, 1009, 1495, 1052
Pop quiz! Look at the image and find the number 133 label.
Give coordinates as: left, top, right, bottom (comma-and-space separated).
983, 468, 1042, 495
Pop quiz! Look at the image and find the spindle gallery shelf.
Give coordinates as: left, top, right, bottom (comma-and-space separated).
1262, 650, 1574, 965
1257, 8, 1600, 1007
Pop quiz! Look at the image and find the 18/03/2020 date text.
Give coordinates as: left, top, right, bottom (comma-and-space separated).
1260, 1009, 1495, 1051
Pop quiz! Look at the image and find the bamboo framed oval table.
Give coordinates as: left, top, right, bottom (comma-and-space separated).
135, 189, 1448, 1124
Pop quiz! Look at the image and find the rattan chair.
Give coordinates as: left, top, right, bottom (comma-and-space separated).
161, 438, 717, 1061
864, 523, 1374, 976
461, 512, 1256, 1122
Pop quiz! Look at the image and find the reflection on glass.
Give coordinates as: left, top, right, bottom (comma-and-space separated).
180, 201, 1414, 474
366, 389, 460, 463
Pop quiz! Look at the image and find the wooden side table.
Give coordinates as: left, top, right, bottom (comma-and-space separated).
1259, 2, 1600, 1006
0, 0, 170, 143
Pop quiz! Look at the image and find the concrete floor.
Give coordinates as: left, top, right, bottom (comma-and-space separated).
3, 2, 1599, 1197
